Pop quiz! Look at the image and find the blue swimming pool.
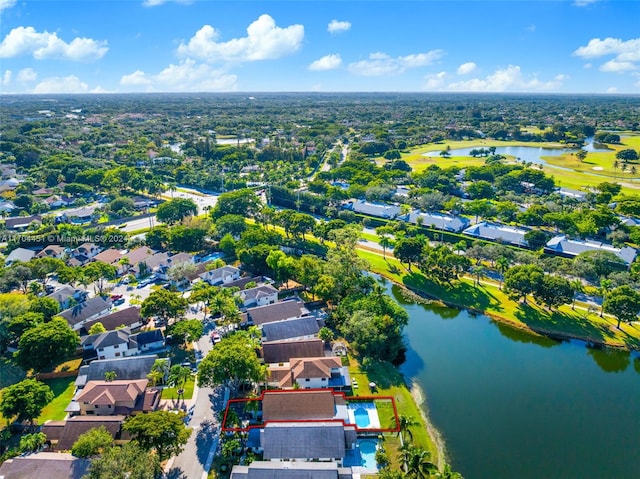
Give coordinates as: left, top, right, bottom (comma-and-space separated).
358, 439, 378, 469
353, 407, 371, 428
198, 252, 223, 263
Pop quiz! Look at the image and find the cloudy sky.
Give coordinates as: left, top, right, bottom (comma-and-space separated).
1, 0, 639, 94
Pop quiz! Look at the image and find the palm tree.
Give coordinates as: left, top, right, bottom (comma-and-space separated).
470, 264, 485, 287
104, 371, 117, 382
399, 444, 438, 478
397, 415, 419, 444
168, 365, 192, 403
599, 278, 612, 318
434, 464, 464, 479
496, 256, 510, 290
379, 236, 392, 259
148, 359, 169, 386
570, 279, 584, 311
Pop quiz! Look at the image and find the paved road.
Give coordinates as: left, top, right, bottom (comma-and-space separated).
165, 322, 224, 479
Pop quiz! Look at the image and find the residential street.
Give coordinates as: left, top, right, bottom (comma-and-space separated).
165, 322, 225, 479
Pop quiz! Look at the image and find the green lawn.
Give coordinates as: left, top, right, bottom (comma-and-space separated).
161, 376, 196, 400
37, 376, 76, 423
348, 357, 439, 467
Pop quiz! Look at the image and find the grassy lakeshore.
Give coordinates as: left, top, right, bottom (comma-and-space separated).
356, 249, 640, 351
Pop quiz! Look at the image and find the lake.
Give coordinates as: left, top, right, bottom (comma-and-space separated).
423, 138, 610, 167
385, 280, 640, 479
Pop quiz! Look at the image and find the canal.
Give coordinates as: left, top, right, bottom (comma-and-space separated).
383, 279, 640, 479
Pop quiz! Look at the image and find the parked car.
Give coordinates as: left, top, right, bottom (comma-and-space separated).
210, 332, 222, 343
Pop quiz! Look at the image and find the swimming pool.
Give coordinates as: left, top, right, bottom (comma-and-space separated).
353, 407, 371, 428
198, 252, 223, 263
358, 439, 378, 469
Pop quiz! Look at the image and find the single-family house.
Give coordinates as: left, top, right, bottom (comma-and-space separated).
619, 216, 640, 228
0, 452, 90, 479
463, 222, 530, 247
60, 296, 112, 331
343, 199, 402, 219
4, 247, 37, 266
230, 461, 354, 479
81, 327, 164, 360
75, 354, 163, 390
3, 214, 42, 230
156, 252, 194, 281
0, 200, 17, 214
75, 379, 160, 416
243, 299, 309, 327
36, 244, 66, 259
261, 338, 325, 364
42, 415, 126, 451
238, 284, 279, 308
261, 316, 320, 342
79, 306, 143, 336
199, 265, 241, 286
261, 422, 348, 461
261, 390, 343, 422
45, 285, 88, 309
43, 195, 74, 208
63, 205, 99, 224
408, 210, 470, 233
545, 235, 637, 265
72, 242, 102, 264
268, 357, 349, 390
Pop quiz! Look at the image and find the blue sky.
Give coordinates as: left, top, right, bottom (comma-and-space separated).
1, 0, 639, 94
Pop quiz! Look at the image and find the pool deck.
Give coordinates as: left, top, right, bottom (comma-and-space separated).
347, 402, 381, 429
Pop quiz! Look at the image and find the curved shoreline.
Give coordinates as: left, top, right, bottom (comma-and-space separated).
409, 380, 447, 469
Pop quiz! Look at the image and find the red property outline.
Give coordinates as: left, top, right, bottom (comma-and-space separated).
221, 389, 401, 433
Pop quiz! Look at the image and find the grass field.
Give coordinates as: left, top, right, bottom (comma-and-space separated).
394, 136, 640, 194
348, 357, 439, 468
161, 376, 196, 400
37, 376, 76, 423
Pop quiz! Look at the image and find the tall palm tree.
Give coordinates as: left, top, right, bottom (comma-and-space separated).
397, 415, 419, 444
570, 279, 584, 311
599, 278, 612, 318
168, 365, 192, 403
434, 464, 464, 479
496, 256, 510, 290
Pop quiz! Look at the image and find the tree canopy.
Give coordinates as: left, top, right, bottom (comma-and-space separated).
14, 317, 79, 373
122, 410, 191, 461
0, 378, 53, 425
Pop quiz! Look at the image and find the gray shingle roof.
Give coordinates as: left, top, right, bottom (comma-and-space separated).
60, 296, 111, 326
82, 328, 131, 349
262, 422, 346, 460
408, 210, 470, 232
4, 247, 37, 264
231, 461, 344, 479
245, 300, 308, 326
463, 222, 529, 246
344, 199, 401, 219
261, 317, 320, 342
77, 355, 160, 386
0, 452, 90, 479
545, 235, 637, 264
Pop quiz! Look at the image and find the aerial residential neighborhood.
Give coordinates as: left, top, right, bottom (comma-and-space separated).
2, 1, 640, 478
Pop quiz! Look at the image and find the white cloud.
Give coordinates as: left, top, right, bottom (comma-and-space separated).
177, 14, 303, 63
348, 50, 444, 76
1, 70, 11, 86
120, 59, 238, 92
309, 54, 342, 71
327, 20, 351, 34
0, 26, 108, 61
120, 70, 152, 86
423, 71, 447, 90
600, 60, 637, 72
573, 0, 598, 6
606, 86, 618, 93
457, 62, 477, 75
446, 65, 563, 92
583, 63, 592, 69
0, 0, 17, 13
574, 37, 640, 73
574, 37, 640, 60
33, 75, 89, 94
554, 74, 569, 81
143, 0, 191, 6
16, 67, 36, 82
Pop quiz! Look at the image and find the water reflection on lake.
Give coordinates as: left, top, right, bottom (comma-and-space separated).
384, 279, 640, 479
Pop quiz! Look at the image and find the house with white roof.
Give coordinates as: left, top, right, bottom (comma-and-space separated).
199, 265, 241, 286
4, 247, 37, 266
545, 235, 637, 265
238, 284, 279, 308
463, 222, 530, 247
408, 210, 470, 232
343, 199, 402, 219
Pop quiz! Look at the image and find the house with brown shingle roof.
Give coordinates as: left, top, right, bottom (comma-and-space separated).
36, 244, 66, 259
75, 379, 159, 416
261, 338, 325, 364
92, 248, 125, 273
79, 306, 143, 336
243, 299, 308, 326
267, 357, 350, 390
42, 415, 126, 451
261, 389, 341, 422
